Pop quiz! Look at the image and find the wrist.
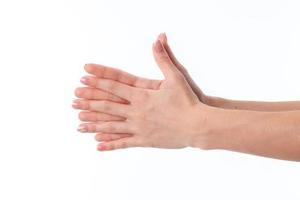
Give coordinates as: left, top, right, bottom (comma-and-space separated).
188, 103, 223, 150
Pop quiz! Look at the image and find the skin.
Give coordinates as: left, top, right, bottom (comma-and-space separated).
73, 33, 300, 161
73, 40, 208, 150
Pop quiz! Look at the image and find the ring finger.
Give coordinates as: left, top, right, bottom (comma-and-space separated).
79, 111, 124, 122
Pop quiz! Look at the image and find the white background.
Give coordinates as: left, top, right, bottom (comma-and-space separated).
0, 0, 300, 199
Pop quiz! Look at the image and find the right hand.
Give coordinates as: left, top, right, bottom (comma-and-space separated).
157, 33, 208, 103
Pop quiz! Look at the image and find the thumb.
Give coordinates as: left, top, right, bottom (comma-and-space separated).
152, 38, 180, 79
158, 33, 187, 73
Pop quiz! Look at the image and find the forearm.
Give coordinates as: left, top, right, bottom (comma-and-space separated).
206, 95, 300, 111
197, 105, 300, 161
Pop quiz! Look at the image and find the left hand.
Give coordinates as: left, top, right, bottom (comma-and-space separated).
73, 39, 210, 151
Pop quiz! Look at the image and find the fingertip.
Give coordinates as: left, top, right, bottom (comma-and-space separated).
97, 143, 108, 151
84, 63, 94, 73
77, 123, 88, 133
80, 76, 90, 85
72, 99, 81, 109
158, 32, 167, 43
163, 32, 167, 40
74, 87, 83, 97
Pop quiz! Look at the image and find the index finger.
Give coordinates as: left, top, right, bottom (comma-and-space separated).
84, 63, 161, 89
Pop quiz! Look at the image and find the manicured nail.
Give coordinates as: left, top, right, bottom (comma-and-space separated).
155, 40, 163, 53
77, 124, 88, 132
98, 143, 106, 151
80, 76, 89, 84
72, 100, 80, 108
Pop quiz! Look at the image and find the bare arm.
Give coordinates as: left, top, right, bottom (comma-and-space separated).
195, 105, 300, 161
205, 96, 300, 111
74, 35, 300, 162
158, 33, 300, 112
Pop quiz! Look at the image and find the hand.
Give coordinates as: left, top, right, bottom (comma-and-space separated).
74, 33, 208, 143
73, 39, 210, 151
158, 33, 207, 103
75, 33, 207, 114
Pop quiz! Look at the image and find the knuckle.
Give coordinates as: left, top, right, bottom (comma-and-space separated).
86, 101, 91, 110
105, 80, 115, 91
80, 100, 89, 110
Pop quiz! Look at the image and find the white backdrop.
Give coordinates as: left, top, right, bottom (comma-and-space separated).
0, 0, 300, 199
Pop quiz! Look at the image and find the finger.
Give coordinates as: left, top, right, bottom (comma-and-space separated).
158, 33, 205, 101
97, 137, 138, 151
75, 87, 127, 103
84, 63, 162, 89
79, 111, 124, 122
77, 122, 130, 133
158, 33, 187, 74
80, 76, 139, 101
152, 38, 180, 79
95, 133, 132, 142
72, 99, 130, 117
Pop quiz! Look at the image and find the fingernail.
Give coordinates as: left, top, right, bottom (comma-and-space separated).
72, 100, 80, 108
98, 143, 106, 151
80, 76, 89, 84
77, 124, 88, 132
155, 40, 163, 53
